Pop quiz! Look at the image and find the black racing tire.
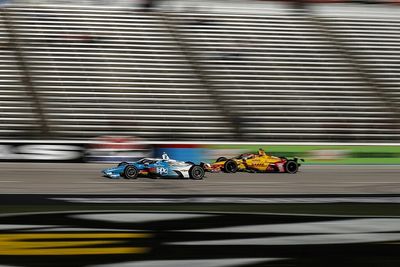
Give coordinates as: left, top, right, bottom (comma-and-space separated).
124, 165, 139, 179
185, 161, 195, 165
118, 161, 129, 167
189, 165, 205, 180
216, 157, 228, 163
224, 159, 238, 173
285, 160, 299, 174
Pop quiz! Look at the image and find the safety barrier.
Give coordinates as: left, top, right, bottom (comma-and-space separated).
1, 139, 399, 164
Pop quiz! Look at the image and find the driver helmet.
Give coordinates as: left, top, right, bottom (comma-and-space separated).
162, 152, 170, 160
258, 148, 266, 156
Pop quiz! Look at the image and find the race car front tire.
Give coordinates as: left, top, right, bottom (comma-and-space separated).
124, 165, 139, 179
285, 160, 299, 174
224, 159, 238, 173
189, 165, 205, 180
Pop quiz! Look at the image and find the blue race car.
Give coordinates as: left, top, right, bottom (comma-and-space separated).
101, 154, 205, 180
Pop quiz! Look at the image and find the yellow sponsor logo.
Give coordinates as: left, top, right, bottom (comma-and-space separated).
0, 233, 151, 256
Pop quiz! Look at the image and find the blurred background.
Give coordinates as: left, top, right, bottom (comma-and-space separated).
1, 0, 399, 162
1, 0, 399, 140
1, 2, 400, 266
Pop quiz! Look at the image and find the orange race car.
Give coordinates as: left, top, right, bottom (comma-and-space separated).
202, 148, 304, 174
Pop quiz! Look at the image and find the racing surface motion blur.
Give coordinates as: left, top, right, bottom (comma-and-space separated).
204, 148, 304, 173
1, 0, 400, 266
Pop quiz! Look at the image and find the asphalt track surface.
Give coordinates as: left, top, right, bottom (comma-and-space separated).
0, 163, 399, 194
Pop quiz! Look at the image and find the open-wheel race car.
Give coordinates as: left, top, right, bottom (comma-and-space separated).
202, 149, 304, 174
102, 153, 205, 180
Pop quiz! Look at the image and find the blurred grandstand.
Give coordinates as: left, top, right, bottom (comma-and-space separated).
0, 0, 399, 142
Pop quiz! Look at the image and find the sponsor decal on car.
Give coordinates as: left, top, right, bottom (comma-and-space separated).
156, 167, 168, 175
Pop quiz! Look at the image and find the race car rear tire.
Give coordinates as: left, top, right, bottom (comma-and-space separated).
224, 159, 238, 173
216, 157, 228, 163
124, 165, 139, 179
189, 165, 205, 180
285, 160, 298, 174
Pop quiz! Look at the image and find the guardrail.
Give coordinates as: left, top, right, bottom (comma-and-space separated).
1, 139, 399, 164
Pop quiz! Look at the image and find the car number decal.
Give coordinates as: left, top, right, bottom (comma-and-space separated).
157, 167, 168, 175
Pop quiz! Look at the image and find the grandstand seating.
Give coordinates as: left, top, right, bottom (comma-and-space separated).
320, 14, 400, 108
0, 4, 399, 141
3, 6, 233, 140
173, 11, 399, 141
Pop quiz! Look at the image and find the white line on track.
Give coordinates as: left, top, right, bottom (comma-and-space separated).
77, 182, 156, 184
211, 182, 400, 185
205, 182, 291, 184
0, 180, 21, 183
50, 197, 400, 204
344, 182, 400, 184
79, 182, 293, 185
78, 181, 400, 185
239, 182, 392, 184
89, 258, 279, 267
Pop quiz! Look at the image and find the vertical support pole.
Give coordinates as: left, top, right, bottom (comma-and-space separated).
0, 8, 49, 136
